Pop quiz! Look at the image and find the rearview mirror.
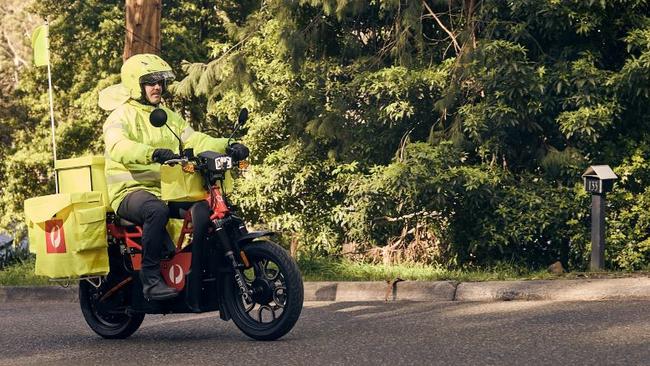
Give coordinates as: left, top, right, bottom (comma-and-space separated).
237, 108, 248, 126
228, 108, 249, 144
149, 108, 168, 127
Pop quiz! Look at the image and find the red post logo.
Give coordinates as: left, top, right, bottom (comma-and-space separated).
45, 219, 66, 253
168, 264, 184, 285
161, 253, 191, 290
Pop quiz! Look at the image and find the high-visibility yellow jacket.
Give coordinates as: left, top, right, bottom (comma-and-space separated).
103, 100, 229, 212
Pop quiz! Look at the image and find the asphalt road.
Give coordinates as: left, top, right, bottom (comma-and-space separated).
0, 300, 648, 366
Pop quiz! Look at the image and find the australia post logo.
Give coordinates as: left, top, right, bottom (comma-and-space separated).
168, 264, 184, 286
45, 219, 66, 253
161, 253, 191, 290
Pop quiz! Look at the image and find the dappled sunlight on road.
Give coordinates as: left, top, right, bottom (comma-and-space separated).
440, 300, 552, 317
334, 304, 379, 313
139, 312, 219, 329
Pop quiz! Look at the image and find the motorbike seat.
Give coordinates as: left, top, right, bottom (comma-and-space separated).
117, 217, 138, 227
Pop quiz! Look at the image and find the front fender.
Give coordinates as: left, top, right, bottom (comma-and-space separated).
236, 230, 276, 245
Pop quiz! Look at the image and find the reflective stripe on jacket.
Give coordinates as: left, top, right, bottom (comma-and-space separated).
103, 100, 230, 212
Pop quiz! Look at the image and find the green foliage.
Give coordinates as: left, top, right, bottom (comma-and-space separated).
2, 0, 650, 271
235, 142, 345, 255
605, 148, 650, 269
336, 142, 499, 263
0, 257, 49, 286
607, 187, 650, 270
474, 178, 590, 268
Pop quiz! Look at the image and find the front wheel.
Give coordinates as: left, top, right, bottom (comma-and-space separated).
79, 277, 144, 339
224, 240, 304, 341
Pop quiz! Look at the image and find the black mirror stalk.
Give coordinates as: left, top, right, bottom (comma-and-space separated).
150, 108, 183, 154
165, 124, 183, 156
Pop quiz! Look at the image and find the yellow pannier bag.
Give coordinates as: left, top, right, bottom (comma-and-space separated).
55, 155, 111, 211
24, 191, 109, 278
160, 164, 206, 202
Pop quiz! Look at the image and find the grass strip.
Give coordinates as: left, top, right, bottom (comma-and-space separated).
1, 256, 647, 286
298, 257, 557, 282
298, 257, 650, 281
0, 258, 49, 286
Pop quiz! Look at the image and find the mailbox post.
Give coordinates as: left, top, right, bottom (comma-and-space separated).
581, 165, 618, 271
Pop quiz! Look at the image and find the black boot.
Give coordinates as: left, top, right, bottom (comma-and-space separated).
140, 269, 178, 301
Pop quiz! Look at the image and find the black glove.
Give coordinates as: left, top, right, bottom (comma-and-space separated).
151, 148, 178, 164
226, 143, 250, 161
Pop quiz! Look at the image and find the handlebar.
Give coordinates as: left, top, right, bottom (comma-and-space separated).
163, 153, 238, 173
163, 158, 188, 165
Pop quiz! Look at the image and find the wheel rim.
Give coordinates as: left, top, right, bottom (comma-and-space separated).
237, 258, 288, 326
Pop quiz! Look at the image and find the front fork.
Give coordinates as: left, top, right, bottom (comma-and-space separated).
214, 222, 252, 300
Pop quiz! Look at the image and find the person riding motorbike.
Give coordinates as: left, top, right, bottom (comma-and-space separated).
99, 54, 249, 303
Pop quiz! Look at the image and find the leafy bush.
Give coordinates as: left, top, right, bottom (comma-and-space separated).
2, 0, 650, 271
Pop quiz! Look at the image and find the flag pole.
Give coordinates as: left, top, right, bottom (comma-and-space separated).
44, 20, 58, 193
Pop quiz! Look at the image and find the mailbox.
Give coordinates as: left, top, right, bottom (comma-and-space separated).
582, 164, 618, 271
582, 165, 617, 194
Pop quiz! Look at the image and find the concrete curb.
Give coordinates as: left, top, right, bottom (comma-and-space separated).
0, 286, 78, 303
455, 277, 650, 301
304, 281, 458, 302
2, 277, 649, 303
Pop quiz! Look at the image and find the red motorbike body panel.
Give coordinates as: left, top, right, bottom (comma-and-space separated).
108, 223, 194, 282
160, 252, 192, 290
108, 223, 144, 271
107, 186, 229, 289
208, 186, 230, 220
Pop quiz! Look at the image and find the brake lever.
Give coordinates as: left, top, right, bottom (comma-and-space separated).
163, 158, 187, 166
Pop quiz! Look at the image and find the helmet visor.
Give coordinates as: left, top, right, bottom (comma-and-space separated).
139, 70, 175, 85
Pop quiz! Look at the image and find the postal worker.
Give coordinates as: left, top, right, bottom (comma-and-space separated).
99, 54, 248, 303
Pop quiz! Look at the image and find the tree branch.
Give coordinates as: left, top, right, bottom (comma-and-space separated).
2, 29, 28, 68
422, 0, 461, 55
373, 210, 441, 223
466, 0, 477, 49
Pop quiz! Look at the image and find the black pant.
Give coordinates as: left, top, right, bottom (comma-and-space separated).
117, 190, 211, 272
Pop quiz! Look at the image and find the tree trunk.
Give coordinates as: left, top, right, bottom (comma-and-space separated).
123, 0, 161, 61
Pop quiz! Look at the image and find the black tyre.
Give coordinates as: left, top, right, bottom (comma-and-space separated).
79, 278, 144, 339
224, 240, 303, 341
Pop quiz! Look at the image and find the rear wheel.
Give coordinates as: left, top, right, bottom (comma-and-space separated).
79, 277, 144, 339
224, 241, 303, 341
